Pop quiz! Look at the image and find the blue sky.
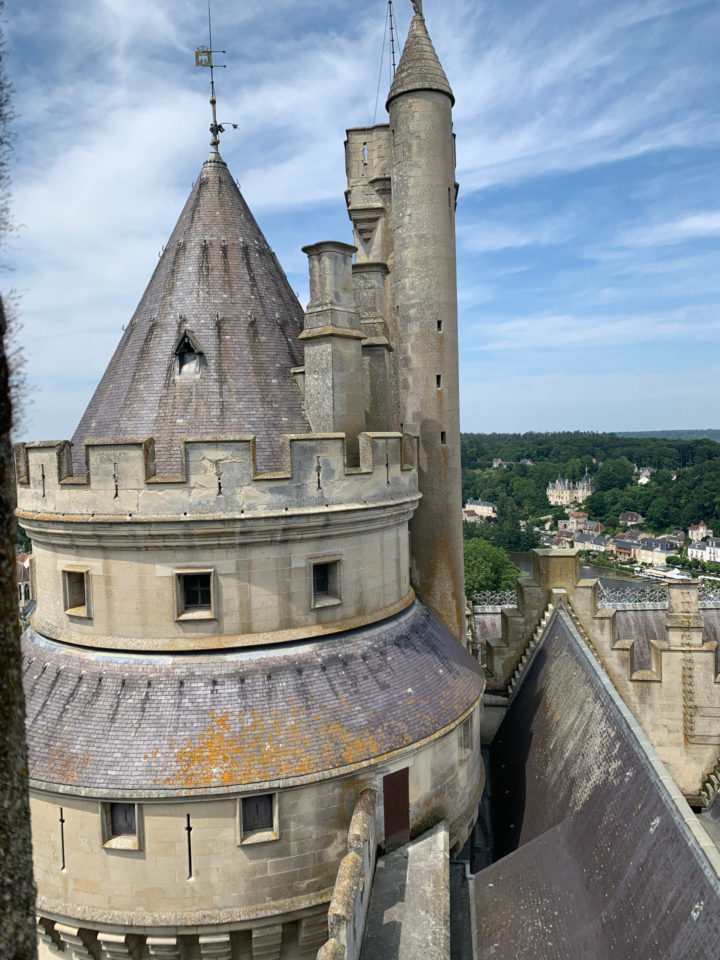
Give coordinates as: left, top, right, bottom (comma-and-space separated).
4, 0, 720, 439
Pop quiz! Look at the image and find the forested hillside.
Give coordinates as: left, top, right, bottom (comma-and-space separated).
461, 432, 720, 532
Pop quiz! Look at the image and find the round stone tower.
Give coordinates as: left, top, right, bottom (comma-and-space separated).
17, 133, 484, 958
386, 10, 465, 641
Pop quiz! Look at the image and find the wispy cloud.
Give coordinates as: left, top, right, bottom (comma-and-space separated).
5, 0, 720, 438
468, 305, 720, 352
618, 211, 720, 247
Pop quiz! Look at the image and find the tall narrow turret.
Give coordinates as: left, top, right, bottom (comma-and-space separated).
387, 8, 465, 639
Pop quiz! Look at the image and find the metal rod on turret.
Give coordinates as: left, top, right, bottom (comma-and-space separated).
389, 1, 397, 78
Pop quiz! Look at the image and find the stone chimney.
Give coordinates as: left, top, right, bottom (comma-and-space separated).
300, 242, 366, 461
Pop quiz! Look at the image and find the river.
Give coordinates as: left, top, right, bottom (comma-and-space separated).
508, 552, 646, 583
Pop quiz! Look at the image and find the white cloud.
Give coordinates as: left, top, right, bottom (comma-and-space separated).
5, 0, 720, 439
618, 211, 720, 247
466, 306, 720, 352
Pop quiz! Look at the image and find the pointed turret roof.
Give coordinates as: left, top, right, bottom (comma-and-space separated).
386, 12, 454, 110
71, 150, 309, 474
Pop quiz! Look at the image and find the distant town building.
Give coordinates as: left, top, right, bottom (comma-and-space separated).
634, 538, 677, 567
689, 538, 720, 563
610, 537, 676, 566
619, 511, 645, 526
492, 458, 511, 469
546, 469, 595, 506
518, 458, 535, 467
574, 533, 610, 553
690, 521, 714, 542
558, 512, 590, 534
464, 499, 497, 521
637, 475, 651, 486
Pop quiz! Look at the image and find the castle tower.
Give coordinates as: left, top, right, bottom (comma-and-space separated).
386, 8, 465, 640
17, 42, 484, 955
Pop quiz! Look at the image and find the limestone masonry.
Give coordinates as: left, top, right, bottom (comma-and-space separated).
16, 4, 720, 959
17, 7, 483, 959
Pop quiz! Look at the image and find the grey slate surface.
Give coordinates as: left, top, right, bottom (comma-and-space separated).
386, 13, 454, 109
71, 150, 309, 475
473, 609, 720, 959
22, 601, 483, 796
615, 606, 720, 671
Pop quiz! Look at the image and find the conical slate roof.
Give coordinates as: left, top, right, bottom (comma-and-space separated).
71, 150, 309, 475
386, 13, 454, 110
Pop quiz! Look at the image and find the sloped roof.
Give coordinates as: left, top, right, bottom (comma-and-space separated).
474, 607, 720, 958
71, 150, 309, 475
386, 14, 454, 110
22, 600, 483, 797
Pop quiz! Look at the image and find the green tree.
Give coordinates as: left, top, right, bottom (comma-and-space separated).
595, 457, 634, 492
464, 538, 520, 595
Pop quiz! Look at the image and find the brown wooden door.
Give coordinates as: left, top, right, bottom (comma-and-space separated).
383, 768, 410, 851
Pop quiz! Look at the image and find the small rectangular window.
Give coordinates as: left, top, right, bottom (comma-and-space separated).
436, 374, 442, 389
437, 320, 443, 332
311, 559, 341, 608
62, 569, 90, 618
101, 802, 142, 850
239, 794, 278, 844
440, 431, 447, 445
111, 803, 136, 836
175, 570, 215, 620
458, 716, 473, 758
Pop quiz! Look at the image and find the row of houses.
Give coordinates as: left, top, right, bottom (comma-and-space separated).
688, 537, 720, 563
541, 530, 684, 567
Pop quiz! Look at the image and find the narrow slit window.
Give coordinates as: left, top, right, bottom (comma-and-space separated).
440, 431, 447, 445
436, 374, 442, 389
363, 142, 368, 165
437, 320, 443, 332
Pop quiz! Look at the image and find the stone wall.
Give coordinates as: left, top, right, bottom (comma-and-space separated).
317, 788, 377, 960
15, 433, 417, 518
479, 607, 720, 959
32, 710, 481, 959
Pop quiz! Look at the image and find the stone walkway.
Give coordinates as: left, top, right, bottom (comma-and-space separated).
360, 821, 450, 960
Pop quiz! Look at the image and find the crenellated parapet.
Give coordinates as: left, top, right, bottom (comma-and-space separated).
15, 431, 418, 521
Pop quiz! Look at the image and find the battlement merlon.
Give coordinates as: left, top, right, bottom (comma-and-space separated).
345, 126, 391, 186
14, 433, 419, 520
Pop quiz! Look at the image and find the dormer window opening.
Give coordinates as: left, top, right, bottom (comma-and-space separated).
175, 330, 204, 379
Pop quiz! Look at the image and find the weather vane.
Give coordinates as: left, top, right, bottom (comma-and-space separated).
195, 0, 238, 149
